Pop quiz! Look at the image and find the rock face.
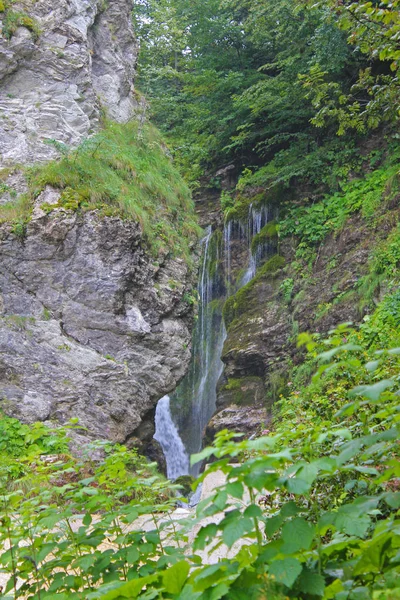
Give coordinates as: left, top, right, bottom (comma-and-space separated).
0, 0, 138, 166
0, 192, 195, 444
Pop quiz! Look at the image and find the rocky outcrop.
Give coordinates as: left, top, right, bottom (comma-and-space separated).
0, 0, 138, 167
0, 190, 195, 444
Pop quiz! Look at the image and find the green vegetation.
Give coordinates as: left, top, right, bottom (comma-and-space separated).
0, 121, 200, 260
1, 0, 400, 598
251, 221, 278, 254
0, 1, 41, 40
1, 315, 400, 598
280, 155, 400, 247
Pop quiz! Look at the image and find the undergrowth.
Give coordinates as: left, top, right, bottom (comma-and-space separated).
1, 297, 400, 598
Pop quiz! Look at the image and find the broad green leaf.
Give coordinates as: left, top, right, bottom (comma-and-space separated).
265, 515, 284, 537
88, 575, 158, 599
244, 504, 263, 519
297, 568, 325, 596
190, 447, 215, 466
226, 481, 244, 499
281, 518, 315, 553
214, 490, 228, 510
350, 379, 394, 402
383, 492, 400, 509
162, 561, 190, 594
281, 501, 301, 517
285, 476, 311, 494
222, 517, 253, 547
318, 343, 362, 363
269, 557, 302, 588
194, 524, 218, 551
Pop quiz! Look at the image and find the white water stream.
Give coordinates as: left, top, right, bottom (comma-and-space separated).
154, 395, 190, 480
154, 203, 273, 480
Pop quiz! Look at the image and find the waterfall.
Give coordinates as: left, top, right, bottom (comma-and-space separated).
154, 395, 190, 480
241, 204, 269, 286
154, 201, 274, 480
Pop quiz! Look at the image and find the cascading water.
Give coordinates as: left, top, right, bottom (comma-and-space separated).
154, 202, 275, 480
154, 395, 189, 480
241, 204, 269, 286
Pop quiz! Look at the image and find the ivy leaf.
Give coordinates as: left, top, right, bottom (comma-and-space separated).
162, 561, 190, 594
269, 557, 302, 588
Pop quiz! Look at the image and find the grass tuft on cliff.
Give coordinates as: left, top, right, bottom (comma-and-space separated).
1, 120, 201, 260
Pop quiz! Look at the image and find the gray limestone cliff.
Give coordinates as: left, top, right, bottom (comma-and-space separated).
0, 1, 197, 448
0, 0, 138, 167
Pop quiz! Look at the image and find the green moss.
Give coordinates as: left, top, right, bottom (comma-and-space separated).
255, 254, 285, 279
2, 8, 41, 41
220, 376, 265, 406
251, 221, 278, 254
225, 191, 268, 223
223, 254, 285, 327
2, 120, 200, 260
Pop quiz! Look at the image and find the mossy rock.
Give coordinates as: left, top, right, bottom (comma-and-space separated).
225, 191, 268, 223
251, 221, 278, 254
219, 376, 265, 407
174, 475, 195, 496
2, 9, 41, 41
223, 254, 285, 327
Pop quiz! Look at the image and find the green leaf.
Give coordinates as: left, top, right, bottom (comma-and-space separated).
88, 575, 158, 599
285, 477, 310, 494
281, 518, 315, 553
222, 517, 253, 547
244, 504, 263, 519
194, 524, 218, 551
269, 557, 302, 588
226, 481, 244, 499
350, 380, 394, 402
265, 515, 284, 537
383, 492, 400, 509
191, 447, 215, 466
281, 501, 301, 517
318, 343, 362, 363
162, 561, 190, 594
297, 568, 325, 596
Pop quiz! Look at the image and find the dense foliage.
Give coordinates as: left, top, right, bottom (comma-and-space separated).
134, 0, 400, 189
